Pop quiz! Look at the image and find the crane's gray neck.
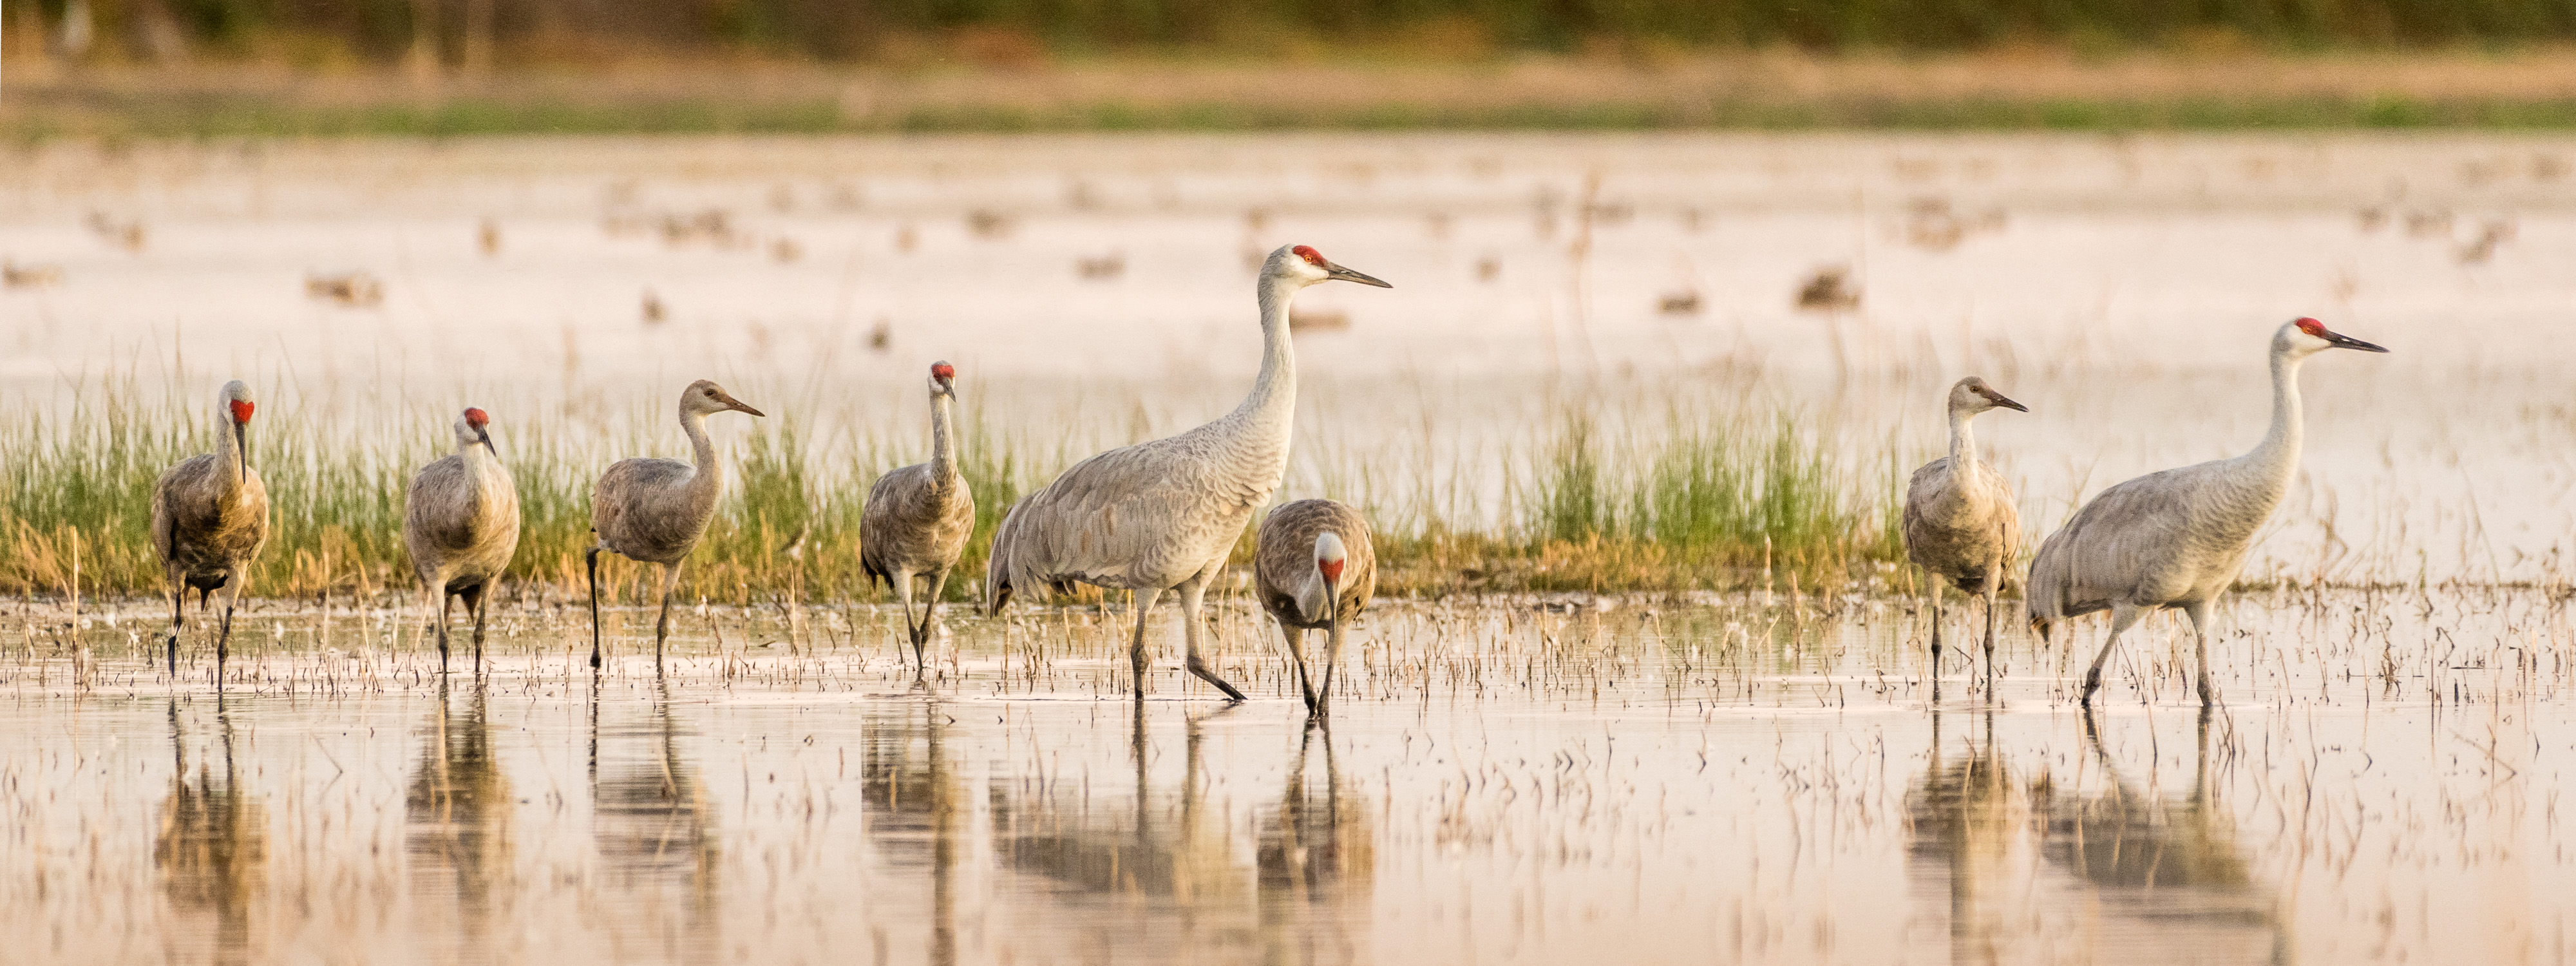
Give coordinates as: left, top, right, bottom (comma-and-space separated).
1233, 274, 1302, 426
459, 434, 503, 502
214, 415, 246, 497
1946, 404, 1980, 477
2242, 348, 2306, 486
681, 408, 724, 509
929, 392, 961, 489
1294, 565, 1332, 624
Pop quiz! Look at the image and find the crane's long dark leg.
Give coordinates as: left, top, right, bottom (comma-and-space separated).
1927, 589, 1944, 697
585, 547, 603, 670
1129, 588, 1162, 701
1176, 569, 1245, 702
1318, 610, 1348, 717
466, 583, 489, 672
436, 591, 455, 672
1278, 621, 1315, 713
891, 569, 923, 678
416, 583, 440, 665
2080, 601, 2143, 708
1982, 574, 2003, 699
167, 583, 184, 678
652, 562, 681, 673
215, 574, 243, 685
2183, 599, 2217, 707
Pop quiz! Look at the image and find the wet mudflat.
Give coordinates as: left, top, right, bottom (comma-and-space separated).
4, 587, 2571, 965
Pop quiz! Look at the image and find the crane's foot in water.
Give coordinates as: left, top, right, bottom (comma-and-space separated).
1186, 658, 1248, 702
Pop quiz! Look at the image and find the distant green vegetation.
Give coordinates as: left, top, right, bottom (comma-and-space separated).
18, 0, 2576, 63
21, 91, 2576, 141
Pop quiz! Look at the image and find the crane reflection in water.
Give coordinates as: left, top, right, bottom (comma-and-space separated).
858, 703, 1378, 963
1909, 706, 2286, 964
155, 697, 269, 965
405, 677, 517, 954
1256, 719, 1374, 963
588, 679, 721, 960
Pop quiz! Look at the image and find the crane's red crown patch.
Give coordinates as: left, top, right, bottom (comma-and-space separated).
1293, 245, 1327, 267
2295, 317, 2327, 337
229, 400, 255, 424
464, 408, 489, 428
932, 363, 956, 380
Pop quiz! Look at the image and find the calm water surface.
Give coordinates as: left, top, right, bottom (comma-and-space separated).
5, 589, 2572, 964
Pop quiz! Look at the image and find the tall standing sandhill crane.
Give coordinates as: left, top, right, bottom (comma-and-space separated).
1255, 499, 1376, 715
404, 407, 521, 672
984, 244, 1390, 701
1902, 377, 2027, 693
2028, 318, 2387, 708
860, 361, 976, 677
151, 379, 270, 679
585, 379, 764, 671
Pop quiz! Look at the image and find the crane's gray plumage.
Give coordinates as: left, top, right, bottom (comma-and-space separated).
150, 379, 270, 679
860, 361, 976, 677
1255, 498, 1376, 714
585, 379, 764, 670
405, 408, 520, 671
2027, 318, 2387, 707
983, 243, 1390, 701
1902, 376, 2026, 692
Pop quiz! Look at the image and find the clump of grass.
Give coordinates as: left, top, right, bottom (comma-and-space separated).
1477, 405, 1899, 594
1532, 410, 1609, 545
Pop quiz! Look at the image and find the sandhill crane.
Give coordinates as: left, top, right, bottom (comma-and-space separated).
150, 379, 270, 679
585, 379, 764, 671
984, 244, 1390, 701
405, 408, 521, 672
2028, 318, 2387, 708
1902, 377, 2027, 692
860, 361, 976, 677
1255, 499, 1376, 714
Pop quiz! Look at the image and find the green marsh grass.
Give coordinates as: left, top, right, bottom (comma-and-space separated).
1479, 406, 1898, 594
2, 375, 1906, 605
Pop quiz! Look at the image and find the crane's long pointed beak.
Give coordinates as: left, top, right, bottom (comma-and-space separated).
1323, 261, 1392, 289
2325, 330, 2389, 353
1993, 394, 2030, 413
724, 395, 766, 417
477, 428, 497, 456
232, 423, 248, 484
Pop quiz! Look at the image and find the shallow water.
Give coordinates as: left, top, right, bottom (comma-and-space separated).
6, 587, 2574, 964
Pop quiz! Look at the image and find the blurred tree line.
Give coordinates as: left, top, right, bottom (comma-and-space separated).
12, 0, 2576, 68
